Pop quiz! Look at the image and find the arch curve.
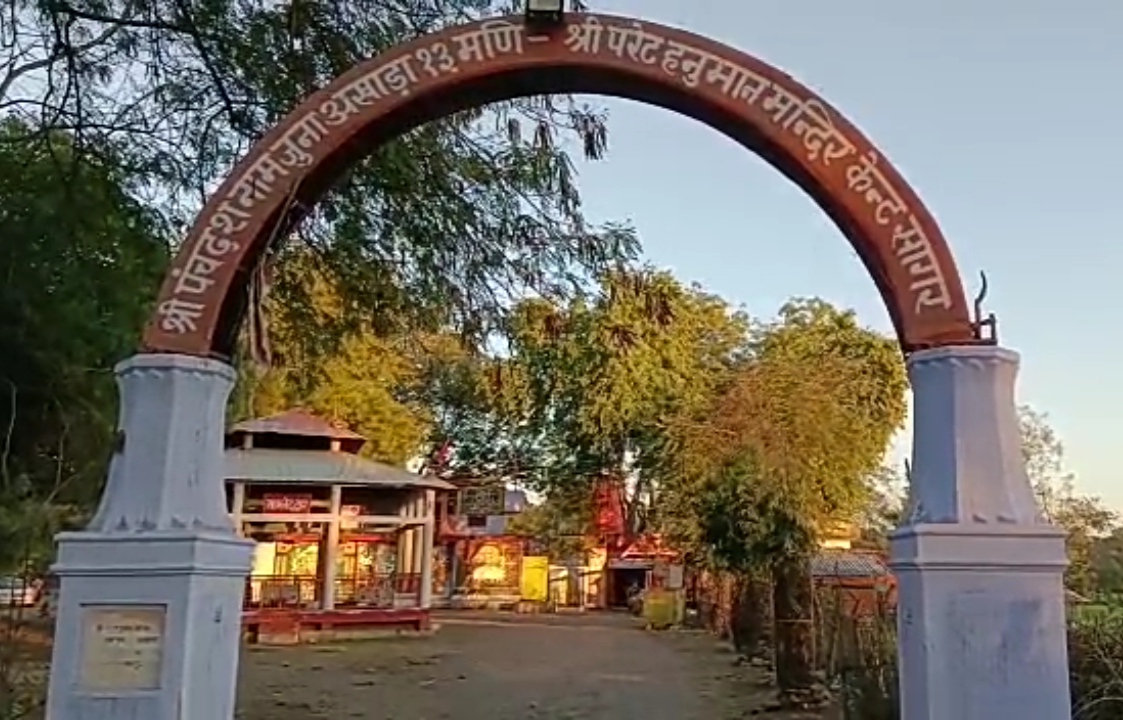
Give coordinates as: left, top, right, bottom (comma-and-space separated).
144, 13, 978, 357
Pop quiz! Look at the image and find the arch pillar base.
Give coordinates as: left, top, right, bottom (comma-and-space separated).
45, 354, 252, 720
891, 345, 1071, 720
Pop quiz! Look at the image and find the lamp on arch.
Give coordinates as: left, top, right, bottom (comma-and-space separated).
525, 0, 564, 26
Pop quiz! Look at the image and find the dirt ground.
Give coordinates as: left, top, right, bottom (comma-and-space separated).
235, 611, 828, 720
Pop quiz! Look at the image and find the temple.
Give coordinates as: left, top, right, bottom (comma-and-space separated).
224, 410, 454, 643
435, 474, 530, 609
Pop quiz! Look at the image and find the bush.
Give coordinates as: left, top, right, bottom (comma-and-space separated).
1068, 608, 1123, 719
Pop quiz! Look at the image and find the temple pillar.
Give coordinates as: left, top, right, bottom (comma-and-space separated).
890, 345, 1071, 720
45, 354, 254, 720
321, 484, 343, 610
419, 490, 436, 609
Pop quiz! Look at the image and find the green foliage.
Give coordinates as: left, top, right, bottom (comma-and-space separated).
230, 258, 456, 465
434, 267, 750, 532
506, 491, 592, 561
659, 298, 907, 571
0, 120, 168, 569
5, 0, 637, 351
1093, 529, 1123, 596
1019, 406, 1118, 596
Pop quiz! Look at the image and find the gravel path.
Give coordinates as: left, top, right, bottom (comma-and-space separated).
234, 611, 823, 720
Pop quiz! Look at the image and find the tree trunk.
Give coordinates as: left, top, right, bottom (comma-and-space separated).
772, 555, 816, 696
731, 570, 770, 659
715, 572, 734, 640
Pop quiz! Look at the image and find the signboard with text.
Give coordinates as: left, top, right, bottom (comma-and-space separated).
262, 494, 313, 513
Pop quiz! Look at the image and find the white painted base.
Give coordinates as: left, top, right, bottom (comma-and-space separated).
45, 354, 253, 720
894, 345, 1071, 720
891, 524, 1071, 720
46, 532, 253, 720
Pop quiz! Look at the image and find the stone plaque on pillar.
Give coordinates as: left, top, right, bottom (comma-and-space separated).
79, 605, 166, 691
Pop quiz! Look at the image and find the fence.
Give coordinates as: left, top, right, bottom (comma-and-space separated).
244, 572, 425, 610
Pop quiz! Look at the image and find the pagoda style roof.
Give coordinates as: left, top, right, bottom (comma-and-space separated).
231, 409, 366, 442
225, 447, 455, 491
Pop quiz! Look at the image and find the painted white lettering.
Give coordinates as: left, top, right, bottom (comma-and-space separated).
373, 56, 419, 96
704, 60, 769, 105
661, 40, 712, 87
170, 252, 223, 295
415, 41, 458, 76
564, 15, 604, 54
790, 100, 855, 166
156, 298, 206, 334
760, 85, 806, 129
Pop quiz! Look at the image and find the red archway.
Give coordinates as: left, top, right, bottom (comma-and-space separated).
144, 13, 979, 357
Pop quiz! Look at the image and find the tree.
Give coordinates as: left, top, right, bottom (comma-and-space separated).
0, 120, 168, 570
658, 298, 907, 701
4, 0, 636, 353
854, 463, 908, 551
1092, 528, 1123, 596
506, 490, 592, 562
230, 257, 461, 465
444, 267, 750, 531
1019, 406, 1117, 596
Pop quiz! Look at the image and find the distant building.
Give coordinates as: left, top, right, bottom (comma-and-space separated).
434, 475, 530, 609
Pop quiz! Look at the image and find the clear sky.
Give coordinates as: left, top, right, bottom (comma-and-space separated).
565, 0, 1123, 505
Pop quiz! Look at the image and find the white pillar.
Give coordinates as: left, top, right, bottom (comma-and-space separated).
411, 494, 424, 602
230, 481, 246, 528
419, 490, 435, 609
321, 484, 343, 610
890, 345, 1070, 720
398, 497, 415, 575
46, 354, 254, 720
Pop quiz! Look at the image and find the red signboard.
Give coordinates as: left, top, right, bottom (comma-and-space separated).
262, 494, 313, 513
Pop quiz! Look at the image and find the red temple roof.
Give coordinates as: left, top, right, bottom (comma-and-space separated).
231, 409, 364, 441
620, 534, 678, 560
229, 409, 367, 453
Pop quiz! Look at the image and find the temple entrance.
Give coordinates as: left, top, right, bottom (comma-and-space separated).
44, 10, 1072, 720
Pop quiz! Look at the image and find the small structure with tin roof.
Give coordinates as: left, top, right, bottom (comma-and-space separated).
225, 409, 454, 642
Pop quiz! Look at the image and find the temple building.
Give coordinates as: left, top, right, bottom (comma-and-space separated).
435, 475, 530, 609
224, 410, 454, 642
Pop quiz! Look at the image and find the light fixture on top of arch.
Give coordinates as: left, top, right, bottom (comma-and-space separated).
525, 0, 564, 27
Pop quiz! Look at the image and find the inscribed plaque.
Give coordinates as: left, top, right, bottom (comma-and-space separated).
79, 605, 166, 691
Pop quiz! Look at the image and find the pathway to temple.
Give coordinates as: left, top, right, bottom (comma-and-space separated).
235, 611, 824, 719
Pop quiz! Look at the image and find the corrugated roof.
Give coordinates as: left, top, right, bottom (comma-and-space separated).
811, 551, 890, 578
224, 448, 455, 491
230, 410, 366, 441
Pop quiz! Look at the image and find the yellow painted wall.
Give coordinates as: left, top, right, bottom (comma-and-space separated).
520, 556, 549, 603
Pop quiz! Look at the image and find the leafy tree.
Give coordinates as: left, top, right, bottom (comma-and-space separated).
441, 267, 751, 531
1092, 528, 1123, 597
1020, 406, 1117, 596
230, 257, 459, 465
854, 463, 908, 551
658, 298, 907, 699
4, 0, 635, 354
506, 490, 592, 561
0, 120, 168, 570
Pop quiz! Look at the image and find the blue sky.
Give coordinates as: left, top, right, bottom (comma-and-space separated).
565, 0, 1123, 505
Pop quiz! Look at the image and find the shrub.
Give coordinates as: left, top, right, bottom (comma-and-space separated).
1068, 607, 1123, 719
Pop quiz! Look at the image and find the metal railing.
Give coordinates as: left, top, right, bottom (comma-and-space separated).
245, 573, 426, 610
244, 575, 320, 609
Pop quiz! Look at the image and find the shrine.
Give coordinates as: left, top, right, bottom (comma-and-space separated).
435, 475, 530, 609
224, 410, 453, 642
